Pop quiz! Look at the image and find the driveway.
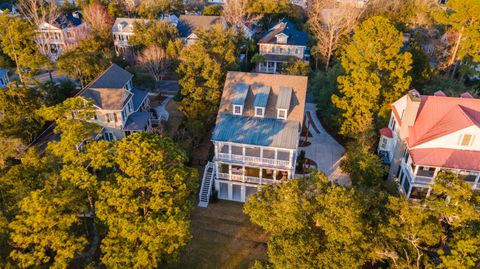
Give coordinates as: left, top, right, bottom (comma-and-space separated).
300, 103, 351, 185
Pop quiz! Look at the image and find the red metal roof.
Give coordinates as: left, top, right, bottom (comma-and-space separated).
407, 96, 480, 147
379, 127, 393, 138
410, 148, 480, 171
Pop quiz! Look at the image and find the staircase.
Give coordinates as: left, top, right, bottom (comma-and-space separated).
198, 162, 215, 207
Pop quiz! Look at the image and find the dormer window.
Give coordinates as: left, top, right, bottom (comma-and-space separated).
277, 109, 287, 120
255, 107, 264, 117
275, 33, 288, 44
459, 134, 474, 146
276, 87, 292, 120
233, 105, 243, 115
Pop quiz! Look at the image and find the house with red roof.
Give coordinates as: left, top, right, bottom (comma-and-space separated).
378, 90, 480, 199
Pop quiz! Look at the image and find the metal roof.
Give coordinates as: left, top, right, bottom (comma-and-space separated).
81, 88, 131, 110
276, 87, 292, 109
253, 86, 271, 108
131, 88, 149, 111
0, 69, 8, 77
212, 114, 300, 149
177, 15, 224, 37
89, 64, 133, 89
231, 83, 249, 106
258, 18, 308, 46
123, 112, 152, 131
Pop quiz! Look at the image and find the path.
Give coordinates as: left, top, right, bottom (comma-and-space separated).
301, 103, 351, 185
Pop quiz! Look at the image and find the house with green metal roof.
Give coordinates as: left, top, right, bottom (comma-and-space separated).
198, 71, 308, 206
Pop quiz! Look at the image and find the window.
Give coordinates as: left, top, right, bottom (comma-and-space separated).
277, 109, 287, 119
122, 110, 126, 122
104, 132, 114, 142
255, 107, 264, 117
107, 113, 115, 123
402, 175, 411, 194
380, 137, 388, 149
129, 101, 133, 112
460, 134, 473, 146
125, 130, 131, 136
233, 105, 242, 115
295, 48, 299, 55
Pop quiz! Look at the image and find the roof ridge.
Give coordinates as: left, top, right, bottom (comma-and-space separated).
459, 104, 480, 127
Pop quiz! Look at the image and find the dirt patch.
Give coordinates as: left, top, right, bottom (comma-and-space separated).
162, 201, 269, 269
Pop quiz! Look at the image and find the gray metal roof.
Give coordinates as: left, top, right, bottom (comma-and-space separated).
89, 64, 133, 89
212, 114, 300, 149
258, 18, 308, 46
177, 15, 224, 37
123, 112, 152, 131
276, 87, 292, 109
131, 88, 149, 111
0, 69, 8, 77
231, 83, 249, 106
253, 86, 271, 108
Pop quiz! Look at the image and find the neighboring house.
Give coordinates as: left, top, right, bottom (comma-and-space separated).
37, 11, 88, 59
378, 90, 480, 200
206, 0, 224, 4
112, 15, 179, 55
198, 71, 307, 205
257, 18, 309, 74
0, 69, 9, 89
79, 64, 152, 141
177, 15, 225, 45
0, 2, 19, 16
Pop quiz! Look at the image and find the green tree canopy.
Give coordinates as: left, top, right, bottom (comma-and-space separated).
332, 16, 412, 137
244, 172, 372, 268
97, 133, 198, 268
203, 4, 223, 16
129, 20, 179, 50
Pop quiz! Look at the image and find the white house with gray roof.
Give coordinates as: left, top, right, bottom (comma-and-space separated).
198, 71, 308, 206
79, 64, 152, 141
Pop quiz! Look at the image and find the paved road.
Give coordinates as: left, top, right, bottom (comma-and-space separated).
301, 103, 351, 185
32, 71, 69, 84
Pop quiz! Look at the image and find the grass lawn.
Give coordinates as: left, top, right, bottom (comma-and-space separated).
162, 201, 269, 269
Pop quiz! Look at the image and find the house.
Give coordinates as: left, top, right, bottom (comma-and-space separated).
112, 15, 179, 55
37, 11, 88, 59
257, 18, 309, 74
0, 2, 19, 16
197, 71, 308, 206
378, 90, 480, 199
79, 64, 152, 141
177, 15, 225, 45
0, 69, 9, 89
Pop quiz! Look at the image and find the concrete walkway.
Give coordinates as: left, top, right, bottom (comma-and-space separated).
300, 103, 351, 185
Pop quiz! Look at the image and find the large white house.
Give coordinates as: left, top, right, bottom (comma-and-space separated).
198, 71, 307, 206
378, 90, 480, 199
257, 18, 309, 74
37, 11, 88, 59
79, 64, 152, 141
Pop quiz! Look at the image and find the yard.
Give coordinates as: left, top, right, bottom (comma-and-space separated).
162, 201, 268, 269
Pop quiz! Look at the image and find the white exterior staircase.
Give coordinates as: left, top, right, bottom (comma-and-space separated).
198, 162, 215, 207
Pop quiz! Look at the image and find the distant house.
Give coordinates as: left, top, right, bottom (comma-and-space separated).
0, 2, 19, 16
177, 15, 226, 45
79, 64, 152, 141
257, 18, 309, 74
0, 69, 9, 89
198, 71, 308, 206
112, 15, 179, 55
378, 90, 480, 199
37, 11, 88, 59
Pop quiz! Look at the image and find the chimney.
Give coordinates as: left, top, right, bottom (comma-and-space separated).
434, 90, 446, 96
399, 90, 421, 140
460, 92, 473, 98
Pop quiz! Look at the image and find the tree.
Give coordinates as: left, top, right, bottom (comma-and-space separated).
0, 14, 48, 83
9, 189, 88, 268
0, 85, 44, 143
374, 196, 442, 268
56, 38, 112, 87
308, 0, 364, 69
247, 0, 290, 15
282, 60, 310, 76
422, 75, 476, 97
138, 0, 175, 18
177, 25, 239, 122
244, 172, 371, 268
332, 16, 412, 137
82, 3, 114, 40
434, 0, 480, 76
222, 0, 258, 27
129, 20, 179, 51
137, 45, 173, 81
203, 4, 223, 16
341, 141, 386, 188
365, 0, 435, 27
96, 133, 198, 268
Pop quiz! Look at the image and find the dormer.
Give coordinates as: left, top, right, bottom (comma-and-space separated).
275, 33, 289, 44
253, 86, 271, 118
232, 83, 249, 115
276, 87, 292, 120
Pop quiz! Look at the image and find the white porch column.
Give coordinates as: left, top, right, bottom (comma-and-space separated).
260, 147, 264, 163
228, 183, 233, 200
228, 164, 232, 181
242, 146, 246, 162
289, 150, 294, 168
228, 143, 232, 160
274, 149, 278, 166
432, 167, 440, 179
241, 185, 246, 202
242, 165, 245, 183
